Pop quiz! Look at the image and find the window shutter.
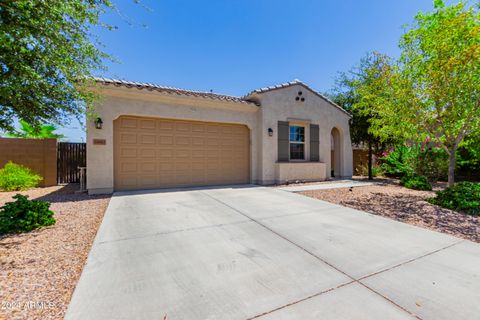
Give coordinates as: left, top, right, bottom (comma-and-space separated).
278, 121, 289, 162
310, 124, 319, 161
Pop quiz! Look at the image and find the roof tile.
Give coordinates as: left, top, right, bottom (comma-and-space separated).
91, 77, 350, 116
92, 77, 256, 105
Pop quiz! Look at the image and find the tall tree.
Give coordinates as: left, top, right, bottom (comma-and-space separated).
0, 0, 114, 132
5, 120, 65, 139
368, 0, 480, 186
330, 52, 395, 180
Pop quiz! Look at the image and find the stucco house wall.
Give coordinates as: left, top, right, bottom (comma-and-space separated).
86, 79, 353, 194
87, 86, 260, 194
247, 84, 353, 184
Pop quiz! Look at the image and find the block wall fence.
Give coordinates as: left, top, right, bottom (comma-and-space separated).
0, 137, 57, 187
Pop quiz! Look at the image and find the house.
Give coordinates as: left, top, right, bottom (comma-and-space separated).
86, 78, 353, 194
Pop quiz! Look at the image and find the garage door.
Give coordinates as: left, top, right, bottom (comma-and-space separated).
114, 116, 250, 191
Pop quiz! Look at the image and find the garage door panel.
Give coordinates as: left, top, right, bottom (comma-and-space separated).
118, 175, 138, 187
138, 175, 158, 186
140, 162, 156, 172
175, 136, 191, 145
158, 150, 174, 159
175, 162, 191, 172
114, 116, 249, 191
159, 136, 174, 145
206, 150, 219, 158
119, 118, 137, 128
159, 121, 174, 130
139, 149, 156, 158
192, 124, 205, 132
191, 172, 206, 183
192, 150, 205, 158
175, 174, 192, 184
221, 126, 234, 134
206, 125, 219, 133
140, 134, 156, 144
175, 150, 190, 158
192, 137, 204, 146
206, 138, 219, 146
120, 134, 137, 144
176, 122, 191, 132
159, 162, 175, 172
120, 148, 137, 157
139, 119, 155, 130
120, 162, 137, 173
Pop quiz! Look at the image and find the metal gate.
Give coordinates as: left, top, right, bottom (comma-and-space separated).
57, 142, 86, 184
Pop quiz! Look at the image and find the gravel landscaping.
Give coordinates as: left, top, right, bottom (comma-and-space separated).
300, 178, 479, 243
0, 184, 111, 320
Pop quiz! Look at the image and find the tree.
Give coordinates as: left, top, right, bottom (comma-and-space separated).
368, 0, 480, 186
330, 52, 395, 180
0, 0, 114, 132
5, 120, 65, 139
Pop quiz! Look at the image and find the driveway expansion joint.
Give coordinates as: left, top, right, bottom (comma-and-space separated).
94, 219, 251, 245
202, 191, 424, 319
246, 280, 356, 319
358, 239, 465, 282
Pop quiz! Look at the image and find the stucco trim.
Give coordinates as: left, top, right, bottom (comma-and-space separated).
97, 87, 260, 113
245, 80, 352, 118
92, 77, 258, 106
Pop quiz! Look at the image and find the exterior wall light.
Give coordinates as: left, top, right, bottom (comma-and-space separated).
94, 117, 103, 129
268, 128, 273, 136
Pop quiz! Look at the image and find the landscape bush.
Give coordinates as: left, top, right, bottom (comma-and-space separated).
428, 182, 480, 216
400, 174, 432, 191
456, 146, 480, 182
414, 147, 448, 182
0, 194, 55, 234
380, 144, 448, 182
357, 164, 383, 177
0, 162, 43, 191
380, 145, 415, 178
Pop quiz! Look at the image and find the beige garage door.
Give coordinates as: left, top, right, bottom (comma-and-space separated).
114, 116, 250, 191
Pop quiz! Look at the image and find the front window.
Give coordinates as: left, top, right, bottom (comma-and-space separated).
289, 125, 305, 160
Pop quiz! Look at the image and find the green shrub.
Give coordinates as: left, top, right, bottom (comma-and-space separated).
380, 145, 415, 178
0, 194, 55, 234
456, 146, 480, 181
428, 182, 480, 215
357, 164, 383, 177
400, 174, 432, 191
380, 144, 448, 182
415, 147, 448, 182
0, 162, 43, 191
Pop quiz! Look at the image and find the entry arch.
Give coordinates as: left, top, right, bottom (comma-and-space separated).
330, 127, 343, 177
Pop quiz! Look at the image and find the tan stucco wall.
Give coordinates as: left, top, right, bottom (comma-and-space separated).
86, 83, 353, 193
275, 162, 327, 183
250, 84, 353, 184
0, 138, 57, 187
86, 87, 259, 194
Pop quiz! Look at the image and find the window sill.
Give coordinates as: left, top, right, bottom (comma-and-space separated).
277, 160, 322, 163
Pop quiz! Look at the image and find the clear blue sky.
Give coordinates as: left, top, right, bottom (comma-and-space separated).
60, 0, 456, 141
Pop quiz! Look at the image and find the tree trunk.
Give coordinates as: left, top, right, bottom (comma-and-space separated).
447, 148, 456, 187
368, 142, 373, 180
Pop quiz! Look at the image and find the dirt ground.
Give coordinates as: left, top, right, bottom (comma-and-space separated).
0, 184, 111, 320
300, 178, 479, 243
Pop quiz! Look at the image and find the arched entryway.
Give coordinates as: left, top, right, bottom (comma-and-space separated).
331, 127, 342, 177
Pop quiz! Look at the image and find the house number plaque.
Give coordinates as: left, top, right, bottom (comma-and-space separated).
93, 139, 106, 145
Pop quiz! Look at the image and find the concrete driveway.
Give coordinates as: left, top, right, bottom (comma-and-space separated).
66, 186, 480, 320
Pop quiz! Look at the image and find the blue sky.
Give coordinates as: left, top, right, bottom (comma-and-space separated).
60, 0, 456, 141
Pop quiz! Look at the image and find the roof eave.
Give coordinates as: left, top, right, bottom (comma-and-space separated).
244, 80, 352, 118
91, 77, 258, 107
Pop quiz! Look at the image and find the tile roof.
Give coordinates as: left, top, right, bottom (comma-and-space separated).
92, 77, 350, 116
92, 77, 257, 105
245, 79, 351, 117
